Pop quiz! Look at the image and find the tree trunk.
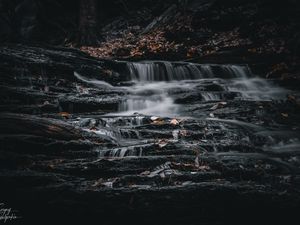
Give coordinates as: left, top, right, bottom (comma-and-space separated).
79, 0, 99, 46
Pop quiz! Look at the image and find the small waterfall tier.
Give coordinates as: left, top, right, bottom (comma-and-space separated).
127, 61, 251, 81
75, 61, 288, 117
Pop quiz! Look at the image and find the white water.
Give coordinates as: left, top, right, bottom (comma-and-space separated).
227, 77, 287, 100
114, 61, 288, 116
74, 72, 114, 89
75, 61, 289, 117
72, 62, 298, 161
127, 61, 250, 81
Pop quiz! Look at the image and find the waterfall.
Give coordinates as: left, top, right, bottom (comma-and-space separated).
94, 60, 288, 117
127, 61, 251, 81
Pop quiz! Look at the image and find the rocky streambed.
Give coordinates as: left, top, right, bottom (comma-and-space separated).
1, 45, 300, 224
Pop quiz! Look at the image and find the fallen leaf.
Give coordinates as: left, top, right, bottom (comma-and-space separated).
287, 94, 296, 102
89, 126, 98, 131
151, 120, 165, 125
198, 165, 210, 171
170, 118, 180, 125
157, 139, 169, 148
210, 102, 227, 110
58, 112, 70, 119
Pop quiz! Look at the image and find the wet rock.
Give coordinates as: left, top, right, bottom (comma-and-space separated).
0, 113, 116, 157
1, 45, 300, 224
174, 92, 203, 104
0, 113, 81, 141
58, 95, 121, 113
0, 44, 123, 84
204, 83, 225, 91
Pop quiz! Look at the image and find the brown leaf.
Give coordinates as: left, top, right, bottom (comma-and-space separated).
89, 126, 98, 131
151, 120, 165, 125
210, 102, 227, 110
287, 94, 296, 102
157, 139, 169, 148
170, 118, 180, 125
58, 112, 70, 119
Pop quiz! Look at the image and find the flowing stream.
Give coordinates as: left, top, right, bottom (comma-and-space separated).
114, 61, 288, 117
74, 61, 300, 159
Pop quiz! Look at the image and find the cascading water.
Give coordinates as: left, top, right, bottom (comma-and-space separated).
73, 61, 297, 159
74, 61, 288, 117
114, 61, 287, 116
127, 61, 250, 81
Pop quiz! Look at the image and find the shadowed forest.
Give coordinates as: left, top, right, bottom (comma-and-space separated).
0, 0, 300, 224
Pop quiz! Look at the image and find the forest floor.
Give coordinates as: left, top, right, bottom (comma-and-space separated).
79, 0, 300, 85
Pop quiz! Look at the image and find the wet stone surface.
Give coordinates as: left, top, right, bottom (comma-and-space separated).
1, 45, 300, 224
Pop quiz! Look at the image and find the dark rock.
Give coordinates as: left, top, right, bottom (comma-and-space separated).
58, 95, 121, 113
